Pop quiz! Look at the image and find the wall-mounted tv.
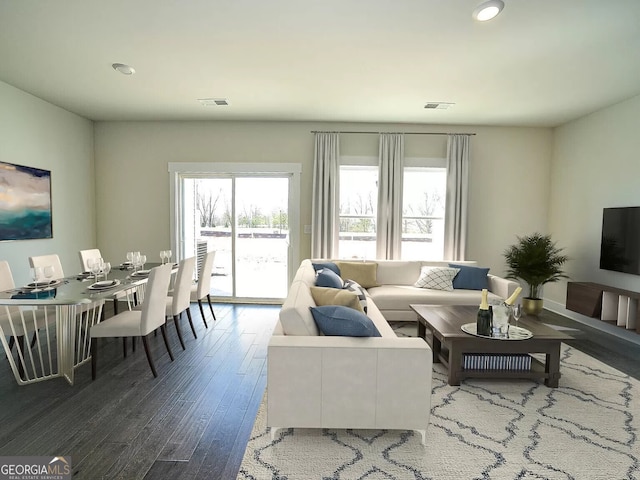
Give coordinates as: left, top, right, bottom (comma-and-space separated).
600, 206, 640, 275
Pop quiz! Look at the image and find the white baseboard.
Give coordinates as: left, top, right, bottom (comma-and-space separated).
543, 298, 640, 346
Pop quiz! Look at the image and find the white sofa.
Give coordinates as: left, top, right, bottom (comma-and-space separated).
267, 259, 521, 444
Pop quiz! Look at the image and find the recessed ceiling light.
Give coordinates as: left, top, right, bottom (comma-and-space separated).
112, 63, 136, 75
197, 98, 229, 106
472, 0, 504, 21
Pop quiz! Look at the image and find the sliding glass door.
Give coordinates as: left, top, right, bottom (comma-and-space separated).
171, 163, 300, 303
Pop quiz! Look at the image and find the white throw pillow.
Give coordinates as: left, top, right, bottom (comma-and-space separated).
414, 266, 460, 291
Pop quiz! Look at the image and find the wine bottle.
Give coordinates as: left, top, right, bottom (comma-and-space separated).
503, 286, 523, 306
476, 288, 492, 336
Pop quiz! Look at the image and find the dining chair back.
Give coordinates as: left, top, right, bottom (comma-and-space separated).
190, 250, 217, 326
170, 256, 196, 317
141, 264, 174, 335
0, 260, 20, 328
79, 249, 102, 272
28, 254, 64, 280
165, 256, 196, 349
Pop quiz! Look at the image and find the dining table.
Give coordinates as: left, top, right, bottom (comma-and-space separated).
0, 262, 176, 386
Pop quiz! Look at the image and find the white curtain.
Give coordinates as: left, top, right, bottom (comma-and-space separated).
444, 134, 470, 261
376, 133, 404, 259
311, 132, 340, 259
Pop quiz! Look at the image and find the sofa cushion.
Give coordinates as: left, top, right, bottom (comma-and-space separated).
312, 261, 340, 276
310, 305, 381, 337
368, 284, 503, 311
449, 263, 490, 290
414, 266, 459, 291
335, 261, 378, 288
310, 286, 364, 313
315, 268, 344, 288
279, 281, 320, 336
342, 279, 368, 313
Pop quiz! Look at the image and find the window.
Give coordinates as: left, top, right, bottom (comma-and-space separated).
338, 165, 378, 259
338, 157, 446, 260
401, 167, 447, 260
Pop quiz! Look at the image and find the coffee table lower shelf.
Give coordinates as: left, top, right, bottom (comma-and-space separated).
435, 349, 548, 383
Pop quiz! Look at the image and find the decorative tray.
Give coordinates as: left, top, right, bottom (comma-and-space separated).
461, 322, 533, 340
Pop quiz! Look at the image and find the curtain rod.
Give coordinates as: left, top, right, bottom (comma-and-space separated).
310, 130, 476, 136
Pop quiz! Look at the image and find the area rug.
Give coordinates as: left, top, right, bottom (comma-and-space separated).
237, 345, 639, 479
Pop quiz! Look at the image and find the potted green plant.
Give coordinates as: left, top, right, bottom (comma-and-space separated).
503, 233, 568, 315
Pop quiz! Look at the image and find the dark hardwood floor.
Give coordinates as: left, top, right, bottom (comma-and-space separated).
1, 304, 639, 480
0, 303, 279, 480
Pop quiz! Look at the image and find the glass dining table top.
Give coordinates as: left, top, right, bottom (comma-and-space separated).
0, 262, 172, 306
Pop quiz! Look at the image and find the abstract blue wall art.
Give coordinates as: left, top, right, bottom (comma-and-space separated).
0, 161, 52, 241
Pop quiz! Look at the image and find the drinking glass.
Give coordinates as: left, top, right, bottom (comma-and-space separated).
102, 262, 111, 281
43, 265, 55, 289
160, 250, 167, 264
140, 254, 147, 270
512, 304, 522, 326
166, 250, 172, 265
492, 305, 510, 338
86, 258, 95, 274
30, 267, 43, 292
90, 261, 102, 280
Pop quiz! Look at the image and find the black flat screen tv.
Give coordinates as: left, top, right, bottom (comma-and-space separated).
600, 207, 640, 275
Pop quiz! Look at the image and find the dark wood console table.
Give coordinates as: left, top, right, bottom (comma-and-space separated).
566, 282, 640, 334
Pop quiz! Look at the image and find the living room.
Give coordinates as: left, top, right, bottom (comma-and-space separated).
1, 1, 639, 478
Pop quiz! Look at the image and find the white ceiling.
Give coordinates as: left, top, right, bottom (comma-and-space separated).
1, 0, 639, 127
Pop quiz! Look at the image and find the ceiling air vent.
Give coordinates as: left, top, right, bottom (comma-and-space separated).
198, 98, 229, 106
424, 102, 454, 110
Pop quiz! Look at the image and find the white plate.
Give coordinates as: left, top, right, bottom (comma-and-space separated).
132, 269, 150, 276
24, 279, 62, 289
88, 279, 121, 290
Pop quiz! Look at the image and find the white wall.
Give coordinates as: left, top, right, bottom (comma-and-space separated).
0, 81, 95, 286
94, 121, 552, 276
547, 94, 640, 328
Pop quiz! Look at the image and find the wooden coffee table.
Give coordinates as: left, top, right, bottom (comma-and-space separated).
410, 304, 571, 387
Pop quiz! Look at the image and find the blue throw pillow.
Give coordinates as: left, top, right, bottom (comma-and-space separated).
449, 263, 490, 290
309, 305, 381, 337
315, 268, 344, 288
312, 262, 341, 276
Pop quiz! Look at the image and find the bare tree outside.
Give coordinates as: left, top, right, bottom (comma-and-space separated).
196, 183, 223, 227
403, 191, 444, 234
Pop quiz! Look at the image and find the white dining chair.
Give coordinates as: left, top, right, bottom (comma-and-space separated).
90, 263, 174, 379
189, 250, 217, 328
28, 254, 65, 280
79, 248, 102, 272
165, 256, 197, 350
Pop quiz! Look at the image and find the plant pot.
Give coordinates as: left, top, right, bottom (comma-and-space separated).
522, 298, 543, 316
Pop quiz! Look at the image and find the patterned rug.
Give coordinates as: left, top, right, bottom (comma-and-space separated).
237, 345, 639, 479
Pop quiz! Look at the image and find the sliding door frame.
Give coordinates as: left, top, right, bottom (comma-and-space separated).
168, 162, 301, 303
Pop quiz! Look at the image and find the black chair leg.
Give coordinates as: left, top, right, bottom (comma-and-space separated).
30, 332, 38, 348
91, 340, 97, 380
173, 314, 186, 350
141, 335, 157, 378
207, 295, 216, 321
8, 336, 15, 351
113, 298, 119, 315
123, 337, 127, 358
186, 308, 197, 339
132, 337, 136, 352
197, 299, 208, 328
160, 325, 174, 361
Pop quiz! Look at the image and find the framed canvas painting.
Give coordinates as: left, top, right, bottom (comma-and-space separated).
0, 161, 52, 241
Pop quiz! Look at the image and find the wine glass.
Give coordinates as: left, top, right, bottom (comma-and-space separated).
102, 262, 111, 281
160, 250, 167, 265
43, 265, 55, 289
126, 251, 134, 266
166, 250, 172, 265
30, 266, 43, 292
90, 260, 102, 280
140, 254, 147, 271
512, 304, 522, 326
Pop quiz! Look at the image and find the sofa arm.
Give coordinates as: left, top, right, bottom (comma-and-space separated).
267, 335, 432, 436
487, 274, 522, 301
